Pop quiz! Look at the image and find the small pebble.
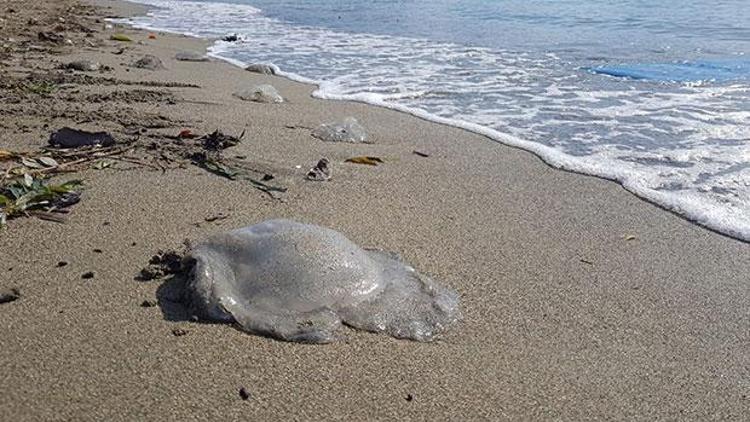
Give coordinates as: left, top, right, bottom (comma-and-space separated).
405, 394, 414, 402
81, 272, 94, 280
172, 328, 188, 337
0, 287, 21, 304
57, 261, 68, 267
239, 387, 250, 400
93, 249, 103, 253
140, 300, 157, 308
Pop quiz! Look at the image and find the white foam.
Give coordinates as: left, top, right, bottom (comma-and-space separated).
118, 0, 750, 242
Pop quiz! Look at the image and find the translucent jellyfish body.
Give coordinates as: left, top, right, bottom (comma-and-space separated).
233, 84, 284, 103
186, 220, 460, 343
311, 117, 368, 143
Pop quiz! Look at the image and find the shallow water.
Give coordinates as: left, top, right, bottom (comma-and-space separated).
121, 0, 750, 241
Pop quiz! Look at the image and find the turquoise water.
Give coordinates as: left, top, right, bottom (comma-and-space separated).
122, 0, 750, 241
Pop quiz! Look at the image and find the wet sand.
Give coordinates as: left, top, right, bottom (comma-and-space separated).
0, 0, 749, 420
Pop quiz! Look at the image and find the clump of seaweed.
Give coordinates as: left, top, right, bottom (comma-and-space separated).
24, 81, 58, 96
0, 175, 82, 226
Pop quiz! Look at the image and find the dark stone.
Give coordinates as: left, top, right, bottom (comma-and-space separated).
0, 288, 21, 304
172, 328, 188, 337
81, 271, 94, 280
239, 387, 250, 400
49, 127, 116, 148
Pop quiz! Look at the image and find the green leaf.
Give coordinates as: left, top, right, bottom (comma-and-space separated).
51, 180, 83, 193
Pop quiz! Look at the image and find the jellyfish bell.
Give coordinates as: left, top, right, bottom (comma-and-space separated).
185, 219, 460, 343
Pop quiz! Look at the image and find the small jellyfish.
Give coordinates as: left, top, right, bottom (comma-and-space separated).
311, 117, 369, 143
185, 219, 460, 343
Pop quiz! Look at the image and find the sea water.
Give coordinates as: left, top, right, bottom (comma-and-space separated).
119, 0, 750, 241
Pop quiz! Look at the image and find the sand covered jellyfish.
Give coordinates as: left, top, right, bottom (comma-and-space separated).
185, 219, 460, 343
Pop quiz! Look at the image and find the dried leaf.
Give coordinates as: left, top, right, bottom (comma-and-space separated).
21, 157, 43, 169
345, 156, 384, 166
0, 150, 15, 161
23, 173, 33, 187
93, 160, 113, 170
111, 34, 132, 42
37, 156, 59, 167
178, 129, 196, 139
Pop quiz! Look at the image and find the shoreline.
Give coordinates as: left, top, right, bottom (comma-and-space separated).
117, 0, 750, 243
1, 0, 749, 420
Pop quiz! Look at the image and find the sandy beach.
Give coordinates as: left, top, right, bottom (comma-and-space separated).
1, 0, 749, 420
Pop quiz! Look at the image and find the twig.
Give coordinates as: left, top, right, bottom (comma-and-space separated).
108, 156, 162, 170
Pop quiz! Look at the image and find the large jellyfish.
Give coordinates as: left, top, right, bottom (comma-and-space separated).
185, 219, 460, 343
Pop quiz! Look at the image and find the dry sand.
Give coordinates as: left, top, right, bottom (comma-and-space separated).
1, 0, 749, 420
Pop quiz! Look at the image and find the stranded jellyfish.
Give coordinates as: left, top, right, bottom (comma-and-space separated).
185, 219, 460, 343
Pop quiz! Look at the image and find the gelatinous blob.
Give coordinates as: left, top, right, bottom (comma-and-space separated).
186, 219, 460, 343
174, 51, 210, 62
233, 84, 284, 103
311, 117, 368, 143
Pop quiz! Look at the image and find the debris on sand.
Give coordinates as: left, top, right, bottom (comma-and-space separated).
245, 64, 276, 75
222, 34, 240, 42
306, 158, 332, 181
233, 84, 283, 103
177, 129, 197, 139
110, 34, 132, 42
150, 129, 286, 198
175, 51, 210, 62
312, 117, 369, 143
0, 176, 82, 227
345, 156, 384, 166
0, 287, 21, 304
62, 60, 101, 72
38, 31, 64, 44
172, 328, 188, 337
137, 250, 185, 281
198, 130, 244, 151
49, 127, 116, 148
131, 54, 165, 71
413, 150, 430, 158
204, 212, 230, 223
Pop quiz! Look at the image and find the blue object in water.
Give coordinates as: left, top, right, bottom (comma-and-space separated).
588, 59, 750, 82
